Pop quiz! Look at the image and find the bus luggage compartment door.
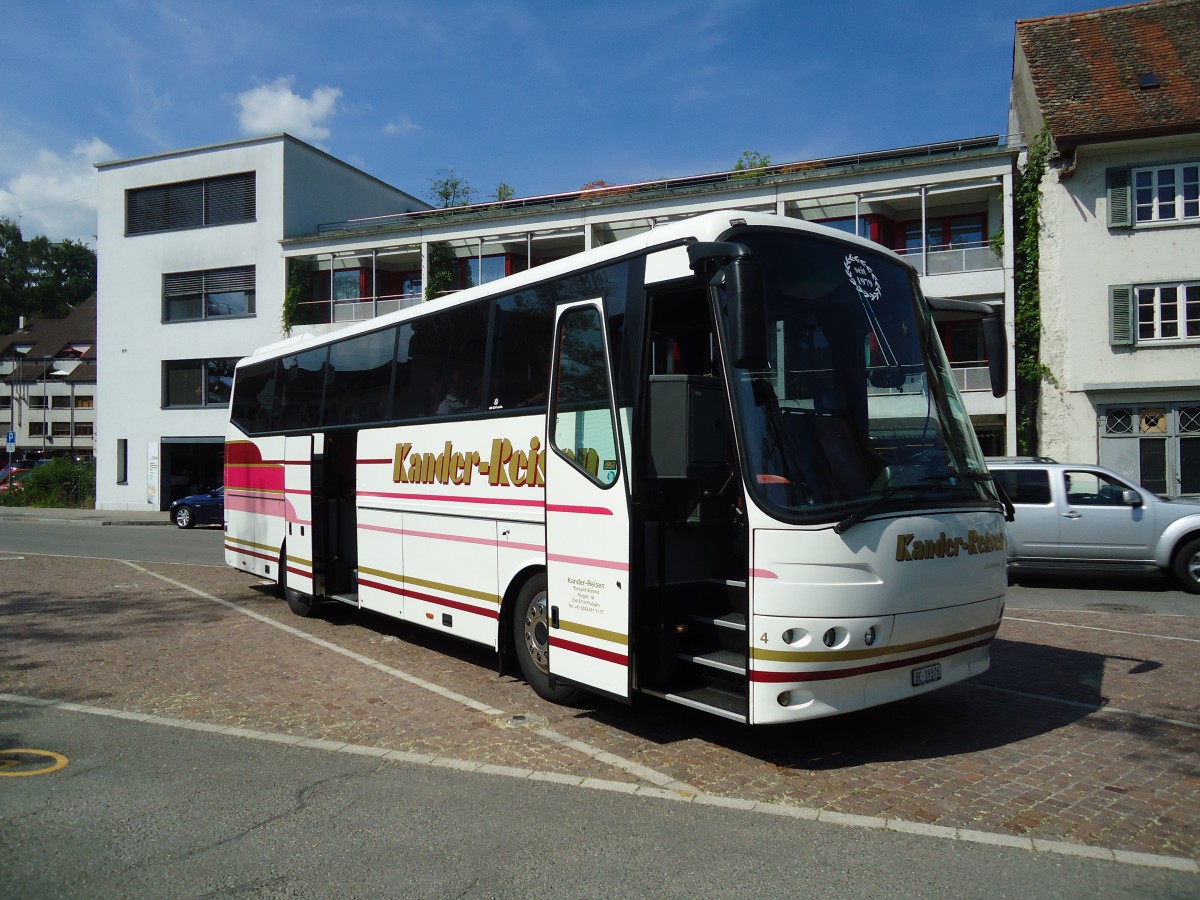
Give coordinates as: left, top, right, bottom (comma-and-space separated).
545, 300, 632, 700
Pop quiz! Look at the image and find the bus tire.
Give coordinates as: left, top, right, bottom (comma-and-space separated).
280, 551, 320, 617
1173, 537, 1200, 595
513, 573, 580, 704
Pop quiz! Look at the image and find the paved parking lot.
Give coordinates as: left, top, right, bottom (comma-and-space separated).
1, 552, 1197, 867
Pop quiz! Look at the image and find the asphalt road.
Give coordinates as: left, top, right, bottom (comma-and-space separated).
0, 522, 1196, 897
2, 701, 1192, 899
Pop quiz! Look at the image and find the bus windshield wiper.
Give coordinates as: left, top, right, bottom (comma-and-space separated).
833, 477, 948, 535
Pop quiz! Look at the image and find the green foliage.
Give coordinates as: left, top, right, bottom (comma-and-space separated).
281, 258, 307, 335
425, 241, 456, 301
427, 168, 476, 208
1013, 127, 1052, 455
731, 149, 772, 180
491, 182, 515, 202
0, 217, 96, 333
0, 457, 95, 508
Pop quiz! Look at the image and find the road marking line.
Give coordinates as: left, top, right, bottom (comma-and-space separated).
2, 692, 1195, 874
1006, 614, 1200, 643
0, 748, 69, 776
975, 684, 1200, 731
118, 559, 687, 794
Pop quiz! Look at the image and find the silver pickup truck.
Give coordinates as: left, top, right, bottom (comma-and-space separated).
987, 457, 1200, 594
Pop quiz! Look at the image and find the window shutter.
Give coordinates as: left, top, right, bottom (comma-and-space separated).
202, 265, 255, 293
1109, 284, 1134, 346
204, 172, 256, 226
1106, 167, 1132, 228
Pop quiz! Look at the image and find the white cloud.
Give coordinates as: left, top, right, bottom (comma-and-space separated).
235, 77, 341, 143
383, 116, 421, 137
0, 137, 112, 245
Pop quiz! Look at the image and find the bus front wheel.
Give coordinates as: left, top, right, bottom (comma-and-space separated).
513, 574, 580, 704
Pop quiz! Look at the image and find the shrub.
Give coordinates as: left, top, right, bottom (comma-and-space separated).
0, 457, 95, 508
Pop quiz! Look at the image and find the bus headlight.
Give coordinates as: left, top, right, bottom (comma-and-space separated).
864, 626, 877, 647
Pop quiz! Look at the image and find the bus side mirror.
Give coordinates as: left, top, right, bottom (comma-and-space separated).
725, 257, 768, 370
981, 311, 1008, 399
926, 296, 1008, 398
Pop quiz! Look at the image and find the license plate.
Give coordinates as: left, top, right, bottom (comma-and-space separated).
911, 663, 943, 687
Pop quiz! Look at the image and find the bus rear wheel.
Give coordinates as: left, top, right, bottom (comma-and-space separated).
280, 550, 320, 617
513, 574, 580, 704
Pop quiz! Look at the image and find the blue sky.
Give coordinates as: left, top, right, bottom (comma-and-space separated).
1, 0, 1106, 245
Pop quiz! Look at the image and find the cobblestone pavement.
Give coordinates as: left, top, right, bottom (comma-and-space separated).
1, 553, 1197, 864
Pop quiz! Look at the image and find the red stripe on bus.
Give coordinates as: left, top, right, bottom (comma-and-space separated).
749, 637, 995, 683
750, 568, 779, 579
358, 522, 544, 553
545, 504, 613, 516
358, 458, 393, 465
359, 578, 500, 619
547, 552, 629, 572
225, 544, 276, 564
549, 635, 628, 667
358, 490, 544, 509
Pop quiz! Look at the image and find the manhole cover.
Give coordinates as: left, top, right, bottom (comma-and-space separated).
1085, 602, 1152, 614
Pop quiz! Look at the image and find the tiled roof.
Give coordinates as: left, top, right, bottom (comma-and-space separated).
0, 295, 96, 365
1017, 0, 1200, 148
0, 296, 97, 386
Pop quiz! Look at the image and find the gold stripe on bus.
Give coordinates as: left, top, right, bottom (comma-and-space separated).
751, 622, 999, 663
556, 618, 629, 646
286, 554, 313, 568
225, 536, 279, 554
357, 566, 500, 606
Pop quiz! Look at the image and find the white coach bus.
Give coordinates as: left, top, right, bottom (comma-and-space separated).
225, 210, 1009, 725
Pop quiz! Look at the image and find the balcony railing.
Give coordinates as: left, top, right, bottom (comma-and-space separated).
896, 240, 1000, 275
951, 363, 993, 392
293, 292, 424, 327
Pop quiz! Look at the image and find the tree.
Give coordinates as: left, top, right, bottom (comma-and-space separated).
0, 217, 96, 334
731, 150, 772, 180
491, 182, 515, 203
427, 168, 476, 208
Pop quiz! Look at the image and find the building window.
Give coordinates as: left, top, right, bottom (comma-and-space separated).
51, 421, 71, 437
1136, 282, 1200, 342
163, 358, 239, 408
0, 396, 10, 409
75, 395, 94, 409
126, 171, 256, 236
51, 395, 71, 409
75, 423, 94, 438
29, 421, 46, 437
163, 266, 256, 322
28, 395, 47, 409
1134, 163, 1200, 224
117, 439, 129, 487
1111, 281, 1200, 345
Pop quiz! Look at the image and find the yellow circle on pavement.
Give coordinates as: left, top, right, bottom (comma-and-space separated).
0, 749, 69, 776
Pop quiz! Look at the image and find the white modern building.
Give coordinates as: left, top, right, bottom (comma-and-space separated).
1009, 0, 1200, 496
95, 133, 1020, 510
94, 135, 428, 509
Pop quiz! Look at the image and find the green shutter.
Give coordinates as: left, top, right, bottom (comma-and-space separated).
1107, 167, 1132, 228
1109, 284, 1134, 346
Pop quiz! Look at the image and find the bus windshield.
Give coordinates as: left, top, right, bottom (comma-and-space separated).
723, 228, 996, 524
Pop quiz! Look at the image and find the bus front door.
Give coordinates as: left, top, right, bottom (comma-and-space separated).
545, 300, 632, 700
283, 433, 321, 598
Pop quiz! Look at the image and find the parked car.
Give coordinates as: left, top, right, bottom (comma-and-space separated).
987, 458, 1200, 593
0, 467, 30, 492
168, 486, 224, 529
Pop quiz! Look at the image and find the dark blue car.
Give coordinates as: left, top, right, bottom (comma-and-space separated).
169, 486, 224, 529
